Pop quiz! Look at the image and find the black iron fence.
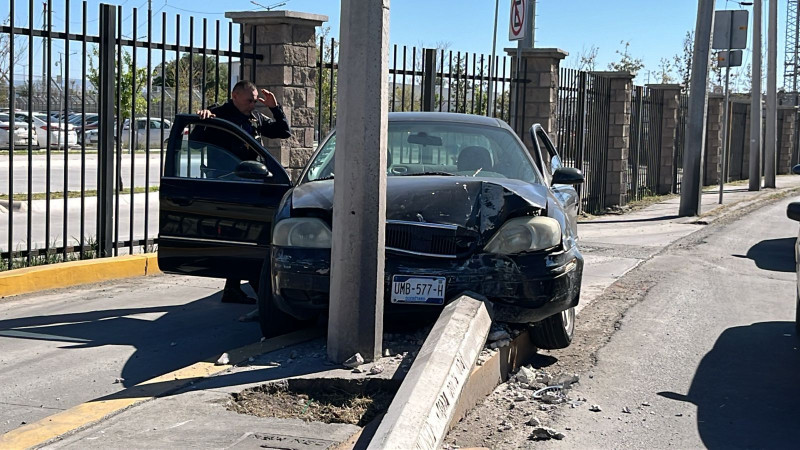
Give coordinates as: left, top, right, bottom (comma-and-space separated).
674, 93, 689, 194
628, 86, 664, 202
315, 39, 526, 140
1, 0, 257, 270
557, 68, 612, 214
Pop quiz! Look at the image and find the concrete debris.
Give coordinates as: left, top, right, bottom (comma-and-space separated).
488, 329, 511, 342
622, 406, 632, 414
113, 377, 124, 384
641, 401, 651, 406
554, 373, 580, 388
352, 367, 365, 374
514, 394, 527, 402
343, 353, 364, 368
489, 339, 511, 349
369, 365, 384, 375
589, 405, 602, 412
528, 427, 565, 441
266, 361, 281, 367
170, 342, 177, 346
526, 417, 542, 427
514, 366, 537, 385
539, 404, 554, 412
248, 357, 255, 363
676, 413, 684, 417
535, 371, 553, 385
383, 349, 391, 357
540, 392, 564, 404
215, 353, 230, 366
395, 354, 403, 359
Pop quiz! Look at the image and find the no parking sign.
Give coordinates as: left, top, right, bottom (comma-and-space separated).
509, 0, 526, 41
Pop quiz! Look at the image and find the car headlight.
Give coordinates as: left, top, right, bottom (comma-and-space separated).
483, 216, 562, 254
272, 218, 332, 248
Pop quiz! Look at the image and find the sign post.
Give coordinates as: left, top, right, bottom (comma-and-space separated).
713, 9, 748, 204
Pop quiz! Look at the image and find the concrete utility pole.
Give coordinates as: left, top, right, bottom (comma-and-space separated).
765, 0, 778, 187
327, 0, 390, 363
488, 0, 499, 116
521, 0, 536, 48
679, 0, 715, 217
750, 0, 763, 191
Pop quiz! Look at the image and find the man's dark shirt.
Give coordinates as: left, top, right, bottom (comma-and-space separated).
190, 100, 291, 163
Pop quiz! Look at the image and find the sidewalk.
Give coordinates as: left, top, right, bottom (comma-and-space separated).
7, 175, 800, 449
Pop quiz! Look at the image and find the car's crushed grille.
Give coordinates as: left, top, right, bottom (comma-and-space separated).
385, 221, 477, 258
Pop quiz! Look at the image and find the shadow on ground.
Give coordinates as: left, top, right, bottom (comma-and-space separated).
658, 321, 800, 449
733, 237, 796, 273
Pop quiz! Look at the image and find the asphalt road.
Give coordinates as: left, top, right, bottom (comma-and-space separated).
0, 275, 260, 435
534, 196, 800, 448
0, 153, 163, 196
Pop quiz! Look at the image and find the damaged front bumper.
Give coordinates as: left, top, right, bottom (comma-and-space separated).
270, 245, 583, 324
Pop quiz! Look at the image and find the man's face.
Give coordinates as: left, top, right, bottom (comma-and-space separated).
231, 88, 258, 115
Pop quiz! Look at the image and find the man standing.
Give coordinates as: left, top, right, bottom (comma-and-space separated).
196, 80, 291, 304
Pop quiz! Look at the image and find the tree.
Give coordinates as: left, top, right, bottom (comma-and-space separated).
608, 41, 644, 75
572, 45, 599, 72
0, 18, 29, 105
673, 31, 693, 90
152, 53, 229, 111
657, 57, 675, 83
87, 47, 148, 120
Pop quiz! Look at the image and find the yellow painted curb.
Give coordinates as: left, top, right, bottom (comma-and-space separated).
0, 328, 323, 450
0, 253, 160, 298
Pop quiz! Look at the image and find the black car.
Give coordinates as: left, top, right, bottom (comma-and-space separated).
786, 164, 800, 334
159, 112, 584, 349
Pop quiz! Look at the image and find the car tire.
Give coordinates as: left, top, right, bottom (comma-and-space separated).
257, 259, 301, 339
529, 305, 575, 350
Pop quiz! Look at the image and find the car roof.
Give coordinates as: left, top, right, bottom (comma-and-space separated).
386, 111, 510, 129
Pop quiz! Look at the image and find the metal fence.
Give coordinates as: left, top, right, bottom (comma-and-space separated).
556, 68, 612, 214
674, 93, 689, 194
628, 86, 664, 202
1, 0, 257, 270
315, 39, 526, 139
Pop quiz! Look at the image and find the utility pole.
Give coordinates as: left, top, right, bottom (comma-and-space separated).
327, 0, 390, 363
750, 0, 763, 190
488, 0, 499, 116
765, 0, 778, 187
679, 0, 715, 217
521, 0, 536, 48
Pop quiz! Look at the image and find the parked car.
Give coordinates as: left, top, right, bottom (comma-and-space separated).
68, 113, 100, 143
14, 112, 79, 149
786, 164, 800, 334
121, 117, 172, 149
0, 113, 37, 148
159, 112, 585, 346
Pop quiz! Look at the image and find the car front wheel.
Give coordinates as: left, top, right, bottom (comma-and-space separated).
257, 258, 302, 339
529, 305, 575, 350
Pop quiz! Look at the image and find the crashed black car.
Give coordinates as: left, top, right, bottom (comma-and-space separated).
159, 112, 584, 349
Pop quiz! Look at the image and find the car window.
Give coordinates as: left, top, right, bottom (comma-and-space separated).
137, 120, 147, 130
174, 124, 263, 182
150, 120, 162, 129
304, 122, 543, 185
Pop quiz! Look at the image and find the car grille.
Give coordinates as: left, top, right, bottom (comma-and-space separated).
385, 221, 477, 258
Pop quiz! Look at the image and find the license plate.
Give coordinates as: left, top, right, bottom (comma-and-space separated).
391, 275, 447, 305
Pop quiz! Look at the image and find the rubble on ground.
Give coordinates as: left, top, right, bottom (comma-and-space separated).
342, 353, 364, 369
215, 353, 230, 365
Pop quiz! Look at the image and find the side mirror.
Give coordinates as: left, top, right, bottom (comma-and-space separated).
792, 164, 800, 175
788, 202, 800, 222
235, 160, 272, 180
552, 167, 584, 185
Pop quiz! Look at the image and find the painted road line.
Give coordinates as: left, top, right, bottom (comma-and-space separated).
0, 328, 323, 449
0, 254, 160, 299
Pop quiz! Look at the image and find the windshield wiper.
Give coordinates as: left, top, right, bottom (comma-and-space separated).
313, 175, 334, 181
402, 171, 455, 176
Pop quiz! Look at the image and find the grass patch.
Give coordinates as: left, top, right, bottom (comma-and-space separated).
1, 186, 160, 201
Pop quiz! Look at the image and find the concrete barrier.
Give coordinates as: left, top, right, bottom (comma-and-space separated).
368, 294, 493, 450
0, 253, 160, 298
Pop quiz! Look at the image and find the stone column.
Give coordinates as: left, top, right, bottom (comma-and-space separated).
704, 94, 724, 185
778, 106, 796, 174
226, 11, 328, 181
647, 84, 683, 194
504, 48, 568, 156
593, 71, 634, 208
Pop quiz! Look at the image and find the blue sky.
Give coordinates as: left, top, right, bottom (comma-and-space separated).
0, 0, 786, 88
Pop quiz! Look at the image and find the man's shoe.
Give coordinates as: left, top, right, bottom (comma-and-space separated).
221, 288, 257, 304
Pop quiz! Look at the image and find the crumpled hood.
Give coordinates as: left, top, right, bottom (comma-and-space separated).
289, 176, 549, 241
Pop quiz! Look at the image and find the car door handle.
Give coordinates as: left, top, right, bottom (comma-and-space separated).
172, 197, 192, 206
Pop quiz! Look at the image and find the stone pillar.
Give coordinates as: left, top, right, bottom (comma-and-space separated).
778, 107, 796, 174
647, 84, 683, 194
593, 71, 634, 208
704, 94, 724, 185
226, 11, 328, 181
504, 48, 568, 156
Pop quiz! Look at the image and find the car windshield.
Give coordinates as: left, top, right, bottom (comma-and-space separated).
304, 120, 543, 185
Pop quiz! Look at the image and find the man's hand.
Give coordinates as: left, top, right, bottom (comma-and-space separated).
258, 89, 278, 108
196, 109, 215, 119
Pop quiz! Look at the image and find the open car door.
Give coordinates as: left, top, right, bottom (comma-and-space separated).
159, 114, 293, 283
